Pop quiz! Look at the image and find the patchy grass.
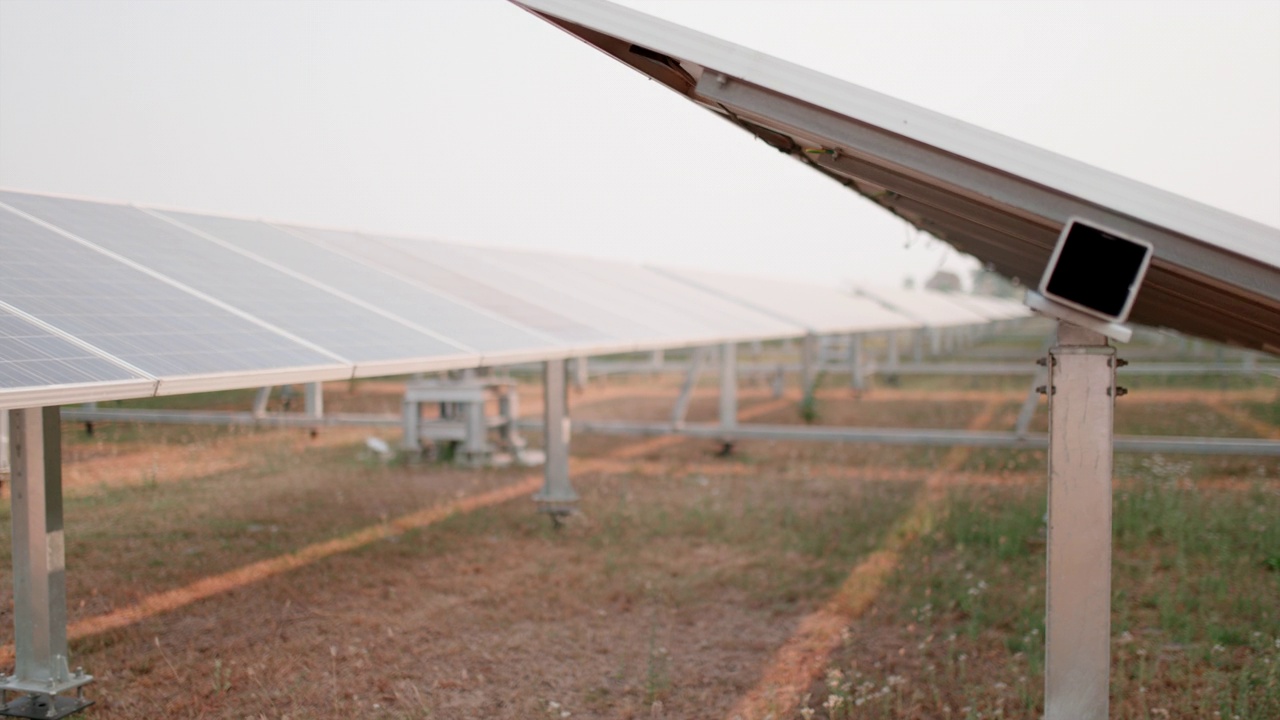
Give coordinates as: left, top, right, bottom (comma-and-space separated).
800, 474, 1280, 719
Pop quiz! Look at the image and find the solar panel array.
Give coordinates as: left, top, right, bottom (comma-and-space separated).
0, 189, 1010, 408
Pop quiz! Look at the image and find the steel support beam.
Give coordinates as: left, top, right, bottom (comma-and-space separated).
304, 382, 323, 420
0, 411, 8, 475
719, 342, 738, 435
534, 359, 577, 512
848, 334, 866, 391
2, 408, 92, 719
671, 347, 707, 427
251, 387, 271, 418
1044, 323, 1114, 720
572, 357, 588, 391
801, 333, 818, 398
885, 330, 899, 370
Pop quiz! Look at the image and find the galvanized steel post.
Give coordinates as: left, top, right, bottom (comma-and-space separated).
2, 407, 93, 717
535, 359, 577, 512
848, 334, 866, 391
1044, 323, 1115, 720
304, 382, 324, 420
719, 342, 737, 432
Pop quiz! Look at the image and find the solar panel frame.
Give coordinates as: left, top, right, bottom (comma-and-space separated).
511, 0, 1280, 353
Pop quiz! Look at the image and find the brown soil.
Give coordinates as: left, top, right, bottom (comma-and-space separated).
0, 378, 1272, 719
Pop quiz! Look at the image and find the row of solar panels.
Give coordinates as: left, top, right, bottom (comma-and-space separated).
0, 189, 1026, 409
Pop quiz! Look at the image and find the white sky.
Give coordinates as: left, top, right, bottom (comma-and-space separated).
1, 0, 1276, 291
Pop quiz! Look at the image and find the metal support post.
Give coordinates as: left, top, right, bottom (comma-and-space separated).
649, 349, 664, 372
929, 327, 942, 356
886, 331, 899, 370
1044, 323, 1115, 720
718, 343, 737, 451
534, 359, 577, 513
2, 408, 93, 719
400, 397, 422, 454
801, 333, 818, 398
913, 329, 925, 363
461, 395, 489, 465
671, 347, 707, 427
251, 387, 272, 418
0, 411, 8, 475
304, 383, 323, 420
848, 334, 866, 391
1015, 337, 1056, 437
572, 357, 588, 391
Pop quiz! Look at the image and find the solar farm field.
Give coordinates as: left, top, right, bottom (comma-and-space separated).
1, 355, 1277, 719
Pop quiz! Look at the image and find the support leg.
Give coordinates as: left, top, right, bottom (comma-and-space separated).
251, 387, 272, 418
718, 342, 737, 455
0, 411, 8, 476
2, 407, 92, 719
400, 397, 422, 455
886, 331, 899, 371
534, 360, 577, 514
848, 334, 866, 392
572, 357, 588, 391
913, 329, 925, 363
304, 382, 323, 420
801, 333, 818, 398
1044, 323, 1115, 720
671, 348, 706, 427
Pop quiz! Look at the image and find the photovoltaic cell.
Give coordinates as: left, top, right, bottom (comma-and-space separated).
0, 192, 471, 365
157, 212, 562, 356
0, 307, 144, 389
0, 204, 336, 377
287, 226, 614, 345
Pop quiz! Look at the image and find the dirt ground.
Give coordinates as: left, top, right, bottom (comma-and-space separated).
0, 373, 1275, 719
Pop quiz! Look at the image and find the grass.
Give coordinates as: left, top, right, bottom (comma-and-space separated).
800, 472, 1280, 719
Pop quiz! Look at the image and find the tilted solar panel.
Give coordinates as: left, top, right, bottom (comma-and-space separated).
655, 266, 921, 335
0, 202, 345, 390
512, 0, 1280, 353
0, 192, 479, 374
0, 305, 155, 407
283, 226, 614, 346
469, 250, 803, 343
151, 211, 564, 365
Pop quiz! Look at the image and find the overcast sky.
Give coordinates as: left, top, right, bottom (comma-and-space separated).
1, 0, 1276, 291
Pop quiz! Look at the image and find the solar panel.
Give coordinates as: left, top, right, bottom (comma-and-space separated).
0, 304, 155, 406
473, 250, 803, 342
513, 0, 1280, 353
853, 286, 989, 327
150, 211, 563, 364
655, 266, 921, 335
282, 225, 615, 346
0, 192, 479, 372
0, 202, 343, 383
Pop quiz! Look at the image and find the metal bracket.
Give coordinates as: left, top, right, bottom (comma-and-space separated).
0, 692, 92, 720
1026, 291, 1133, 343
